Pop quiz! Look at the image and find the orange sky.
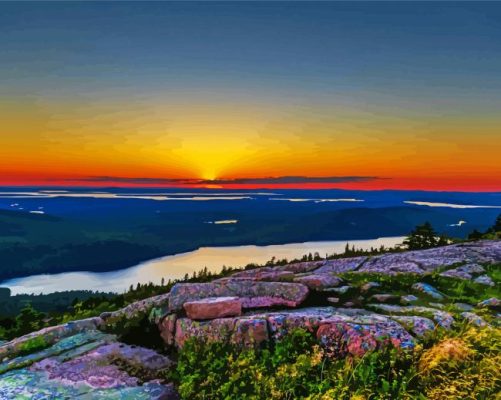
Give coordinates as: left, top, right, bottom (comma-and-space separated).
1, 97, 500, 191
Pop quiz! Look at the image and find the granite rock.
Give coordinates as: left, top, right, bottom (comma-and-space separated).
473, 275, 495, 286
411, 283, 445, 301
460, 312, 488, 327
183, 297, 242, 320
293, 274, 343, 290
169, 280, 309, 311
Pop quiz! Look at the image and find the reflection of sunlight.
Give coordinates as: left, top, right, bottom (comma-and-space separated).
271, 198, 364, 203
0, 192, 254, 201
449, 220, 467, 227
205, 220, 238, 224
405, 201, 501, 209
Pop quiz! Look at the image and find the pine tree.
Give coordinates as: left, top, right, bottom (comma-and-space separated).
403, 222, 438, 250
15, 303, 45, 336
492, 214, 501, 232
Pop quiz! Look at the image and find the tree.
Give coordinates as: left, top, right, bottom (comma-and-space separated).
468, 229, 484, 240
344, 243, 350, 255
469, 214, 501, 239
488, 214, 501, 233
15, 303, 45, 336
403, 222, 439, 250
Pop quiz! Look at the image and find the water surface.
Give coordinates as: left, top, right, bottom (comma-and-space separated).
2, 236, 405, 295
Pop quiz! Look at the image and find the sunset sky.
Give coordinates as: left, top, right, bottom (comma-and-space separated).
1, 2, 500, 191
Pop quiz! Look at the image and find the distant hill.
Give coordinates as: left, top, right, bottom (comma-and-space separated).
0, 188, 499, 281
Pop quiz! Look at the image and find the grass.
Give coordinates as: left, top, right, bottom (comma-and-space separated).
167, 325, 500, 400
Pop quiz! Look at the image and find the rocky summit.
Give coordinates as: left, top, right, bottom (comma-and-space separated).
0, 239, 500, 398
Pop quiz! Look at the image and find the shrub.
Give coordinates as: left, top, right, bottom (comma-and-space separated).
169, 325, 500, 400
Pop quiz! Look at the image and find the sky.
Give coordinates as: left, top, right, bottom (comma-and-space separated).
1, 2, 500, 191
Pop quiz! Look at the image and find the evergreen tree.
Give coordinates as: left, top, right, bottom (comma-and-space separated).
15, 303, 45, 336
492, 214, 501, 232
468, 229, 484, 240
403, 222, 439, 250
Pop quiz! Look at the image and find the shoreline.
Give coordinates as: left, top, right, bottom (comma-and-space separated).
1, 236, 405, 295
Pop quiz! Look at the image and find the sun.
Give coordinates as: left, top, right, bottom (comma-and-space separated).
201, 171, 217, 181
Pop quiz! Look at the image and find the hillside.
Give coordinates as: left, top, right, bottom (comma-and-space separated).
0, 240, 499, 399
1, 188, 500, 281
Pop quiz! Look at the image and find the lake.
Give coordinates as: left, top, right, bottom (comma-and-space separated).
2, 236, 405, 295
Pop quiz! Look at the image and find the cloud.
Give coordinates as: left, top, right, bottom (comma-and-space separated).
74, 176, 197, 185
72, 175, 381, 186
200, 176, 380, 185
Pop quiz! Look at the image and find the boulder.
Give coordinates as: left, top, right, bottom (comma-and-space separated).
174, 318, 236, 348
459, 263, 487, 274
403, 244, 492, 271
473, 275, 495, 286
463, 240, 501, 263
477, 297, 500, 310
0, 330, 177, 400
169, 281, 309, 311
461, 312, 488, 327
400, 295, 418, 305
317, 319, 414, 358
171, 306, 418, 355
262, 307, 335, 340
358, 254, 424, 275
368, 304, 455, 329
275, 260, 324, 274
158, 314, 177, 346
293, 274, 342, 290
231, 318, 269, 346
440, 269, 472, 280
100, 292, 170, 328
313, 257, 367, 274
225, 268, 294, 282
360, 281, 381, 293
440, 263, 485, 280
411, 283, 445, 300
0, 317, 103, 361
183, 297, 242, 320
324, 285, 352, 295
356, 242, 499, 275
390, 316, 435, 337
370, 294, 400, 303
454, 303, 474, 312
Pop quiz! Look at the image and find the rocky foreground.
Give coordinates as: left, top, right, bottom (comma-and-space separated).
0, 240, 500, 399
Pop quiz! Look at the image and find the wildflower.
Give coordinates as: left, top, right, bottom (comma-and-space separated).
419, 338, 472, 375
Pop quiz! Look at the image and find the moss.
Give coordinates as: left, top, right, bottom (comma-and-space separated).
15, 335, 50, 357
422, 266, 501, 305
